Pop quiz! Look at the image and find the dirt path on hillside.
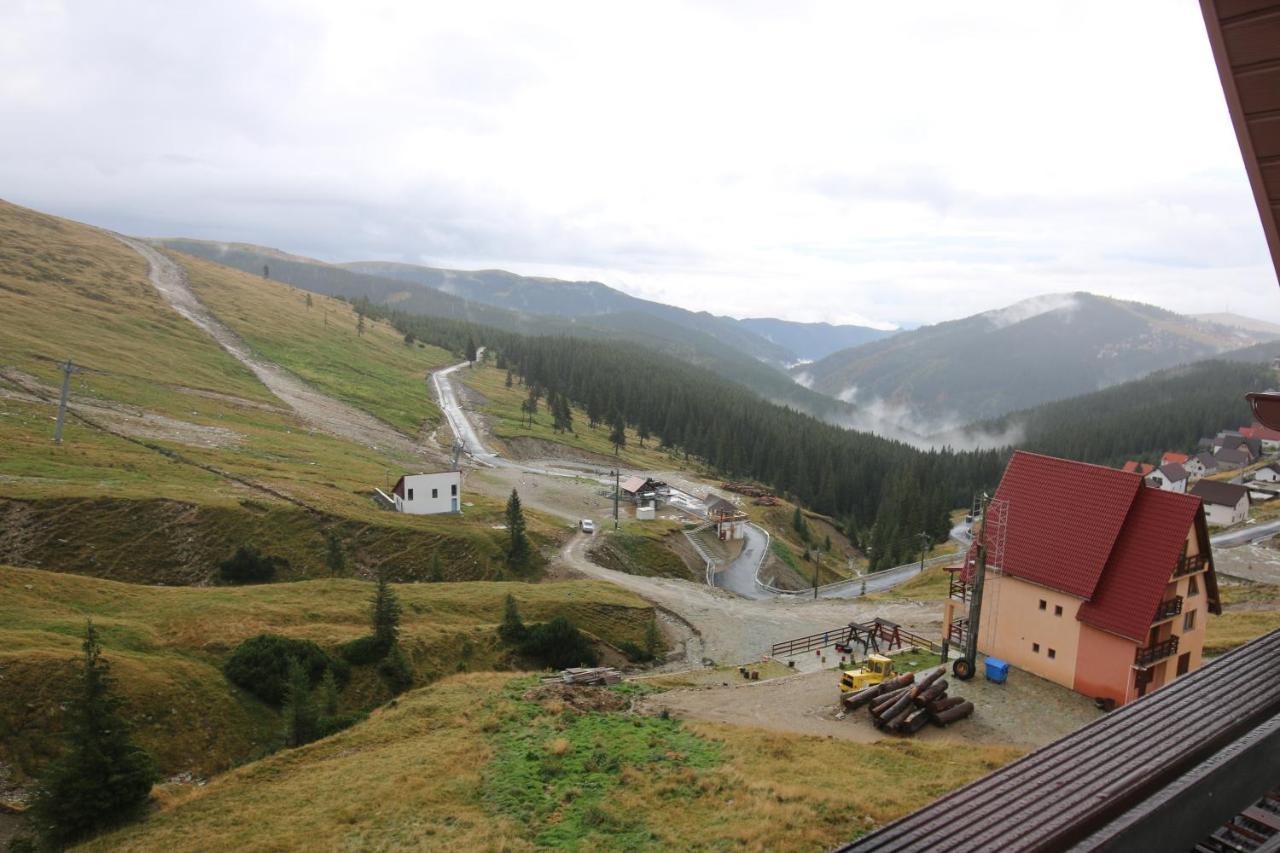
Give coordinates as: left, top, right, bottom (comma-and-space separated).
555, 533, 939, 666
115, 235, 435, 463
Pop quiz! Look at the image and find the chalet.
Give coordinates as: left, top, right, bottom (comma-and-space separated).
1191, 451, 1219, 477
1253, 461, 1280, 483
619, 476, 664, 503
1213, 446, 1250, 470
1182, 453, 1208, 479
1190, 479, 1250, 527
1214, 431, 1260, 460
1212, 430, 1245, 454
1120, 461, 1155, 476
703, 493, 747, 540
391, 471, 461, 515
954, 451, 1221, 708
1145, 462, 1187, 493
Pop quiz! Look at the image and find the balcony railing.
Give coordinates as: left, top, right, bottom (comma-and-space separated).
1152, 596, 1184, 622
948, 569, 970, 602
1135, 636, 1179, 667
1174, 553, 1207, 578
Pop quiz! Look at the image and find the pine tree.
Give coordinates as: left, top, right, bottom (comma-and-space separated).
356, 311, 366, 337
637, 422, 650, 448
643, 617, 661, 660
325, 533, 345, 577
506, 489, 529, 567
429, 551, 443, 582
305, 292, 313, 310
371, 568, 402, 652
319, 667, 340, 718
505, 369, 513, 388
609, 411, 626, 455
403, 331, 415, 346
30, 622, 155, 846
282, 656, 319, 747
466, 336, 478, 363
498, 593, 527, 644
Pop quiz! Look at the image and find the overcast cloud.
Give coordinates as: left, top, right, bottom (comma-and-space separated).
2, 0, 1275, 327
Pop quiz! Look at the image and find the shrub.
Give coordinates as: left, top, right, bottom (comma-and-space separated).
224, 634, 349, 706
377, 644, 414, 694
338, 634, 389, 666
520, 617, 599, 670
218, 545, 285, 584
618, 641, 653, 663
498, 594, 527, 644
315, 711, 367, 739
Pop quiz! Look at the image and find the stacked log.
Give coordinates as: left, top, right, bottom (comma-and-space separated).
542, 667, 623, 686
722, 481, 774, 498
857, 666, 975, 734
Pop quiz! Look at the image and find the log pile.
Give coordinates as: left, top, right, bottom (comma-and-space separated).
542, 667, 623, 686
841, 666, 975, 734
722, 481, 774, 499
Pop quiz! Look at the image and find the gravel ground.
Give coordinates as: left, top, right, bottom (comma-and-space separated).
643, 657, 1102, 750
1212, 539, 1280, 585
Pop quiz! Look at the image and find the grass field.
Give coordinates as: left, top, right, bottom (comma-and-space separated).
587, 520, 700, 581
1205, 579, 1280, 655
0, 565, 655, 784
86, 672, 1022, 852
180, 251, 454, 434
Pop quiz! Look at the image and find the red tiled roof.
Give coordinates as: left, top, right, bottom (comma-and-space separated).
1077, 490, 1202, 643
1121, 461, 1154, 476
980, 451, 1143, 600
1160, 452, 1189, 466
1239, 427, 1255, 438
1250, 423, 1280, 442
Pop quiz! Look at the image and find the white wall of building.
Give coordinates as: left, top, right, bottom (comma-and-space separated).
394, 472, 462, 515
1203, 497, 1248, 527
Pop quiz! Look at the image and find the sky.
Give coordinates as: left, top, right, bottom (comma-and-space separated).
2, 0, 1277, 328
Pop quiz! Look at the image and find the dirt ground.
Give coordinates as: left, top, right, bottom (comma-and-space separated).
1213, 539, 1280, 585
641, 660, 1102, 750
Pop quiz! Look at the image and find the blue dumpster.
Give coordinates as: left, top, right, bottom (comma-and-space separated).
985, 657, 1010, 684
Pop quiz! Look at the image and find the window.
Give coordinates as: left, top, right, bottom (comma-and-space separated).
1047, 648, 1057, 659
451, 484, 458, 496
1188, 575, 1199, 597
407, 488, 414, 501
1054, 605, 1063, 617
431, 488, 439, 499
1032, 643, 1040, 653
1183, 610, 1196, 632
1038, 600, 1047, 611
1177, 652, 1191, 676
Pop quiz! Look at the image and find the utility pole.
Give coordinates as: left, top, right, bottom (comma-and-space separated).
813, 551, 820, 599
53, 358, 81, 445
917, 532, 931, 575
955, 494, 989, 680
612, 469, 620, 530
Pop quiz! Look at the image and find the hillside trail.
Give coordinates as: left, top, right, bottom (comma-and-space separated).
116, 236, 437, 463
556, 532, 940, 667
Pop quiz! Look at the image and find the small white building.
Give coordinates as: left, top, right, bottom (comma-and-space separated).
1190, 480, 1250, 527
1254, 462, 1280, 483
392, 471, 462, 514
1145, 463, 1187, 493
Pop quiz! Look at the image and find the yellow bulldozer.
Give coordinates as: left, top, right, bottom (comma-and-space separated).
839, 654, 895, 694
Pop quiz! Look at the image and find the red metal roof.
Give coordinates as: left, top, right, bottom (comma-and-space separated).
1121, 461, 1155, 476
1160, 452, 1190, 466
1249, 422, 1280, 442
983, 451, 1142, 600
1077, 489, 1203, 643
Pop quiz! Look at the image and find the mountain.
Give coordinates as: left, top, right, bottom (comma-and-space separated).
736, 317, 897, 363
1195, 312, 1280, 338
795, 292, 1280, 430
152, 239, 853, 419
342, 260, 796, 365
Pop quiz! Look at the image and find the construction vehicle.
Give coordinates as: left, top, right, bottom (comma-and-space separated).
839, 653, 895, 693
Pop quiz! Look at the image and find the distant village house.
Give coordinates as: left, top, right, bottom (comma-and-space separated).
1189, 480, 1250, 527
1145, 463, 1187, 493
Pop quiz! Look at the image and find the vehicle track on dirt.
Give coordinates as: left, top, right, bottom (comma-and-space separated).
116, 235, 432, 462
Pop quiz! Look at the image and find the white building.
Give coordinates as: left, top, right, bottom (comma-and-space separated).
1190, 480, 1249, 527
1145, 463, 1188, 493
1253, 462, 1280, 483
392, 471, 462, 514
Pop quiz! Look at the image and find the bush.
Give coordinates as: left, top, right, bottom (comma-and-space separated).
377, 644, 414, 694
315, 711, 367, 739
520, 617, 599, 670
224, 635, 349, 706
218, 545, 285, 584
618, 641, 653, 663
338, 634, 390, 666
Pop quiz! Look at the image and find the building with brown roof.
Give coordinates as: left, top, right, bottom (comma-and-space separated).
956, 451, 1221, 707
1190, 479, 1251, 526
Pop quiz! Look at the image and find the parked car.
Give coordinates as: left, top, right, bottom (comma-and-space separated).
579, 519, 595, 533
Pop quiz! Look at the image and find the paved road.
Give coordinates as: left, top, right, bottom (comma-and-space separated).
711, 524, 772, 600
1210, 518, 1280, 549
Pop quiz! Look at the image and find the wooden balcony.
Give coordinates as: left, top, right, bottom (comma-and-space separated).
1152, 596, 1184, 623
1135, 636, 1179, 668
948, 568, 970, 603
1173, 553, 1207, 578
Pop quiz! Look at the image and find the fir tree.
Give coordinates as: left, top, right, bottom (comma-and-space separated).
371, 568, 402, 652
609, 411, 626, 455
281, 656, 319, 748
356, 311, 366, 336
429, 551, 444, 582
505, 369, 513, 388
498, 593, 527, 644
466, 336, 478, 363
325, 533, 345, 577
506, 489, 529, 567
643, 617, 661, 660
637, 422, 650, 448
305, 292, 313, 310
319, 667, 340, 718
30, 622, 156, 846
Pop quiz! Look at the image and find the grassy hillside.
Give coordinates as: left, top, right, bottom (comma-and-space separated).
86, 672, 1022, 851
180, 251, 454, 434
0, 565, 654, 784
0, 200, 555, 581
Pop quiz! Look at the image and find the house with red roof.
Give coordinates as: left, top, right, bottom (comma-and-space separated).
956, 451, 1221, 707
1160, 451, 1189, 467
1120, 460, 1155, 476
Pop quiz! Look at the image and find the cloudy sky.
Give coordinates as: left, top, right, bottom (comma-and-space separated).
2, 0, 1276, 327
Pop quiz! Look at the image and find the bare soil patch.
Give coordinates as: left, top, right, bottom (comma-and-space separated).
521, 683, 630, 713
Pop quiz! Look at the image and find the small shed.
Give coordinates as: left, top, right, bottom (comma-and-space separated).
392, 471, 462, 515
704, 494, 748, 540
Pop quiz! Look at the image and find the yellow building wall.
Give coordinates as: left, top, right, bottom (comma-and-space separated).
1073, 624, 1136, 706
975, 572, 1082, 690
